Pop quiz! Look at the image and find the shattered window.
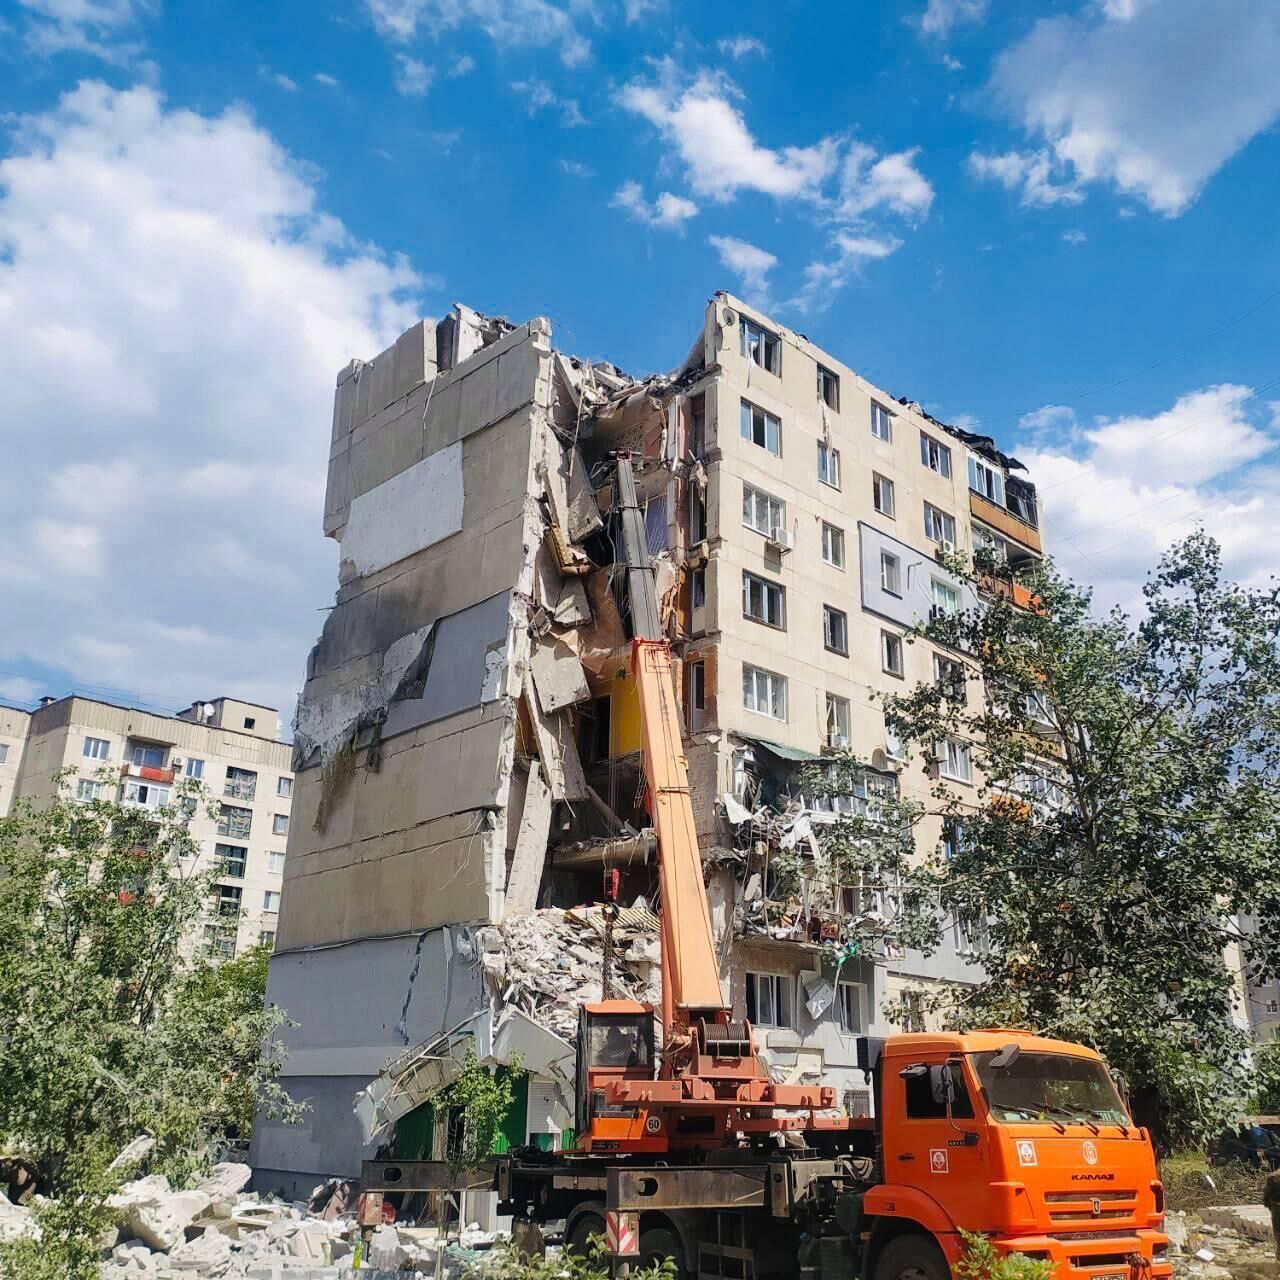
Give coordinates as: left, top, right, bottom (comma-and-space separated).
873, 473, 895, 518
746, 972, 794, 1028
217, 804, 252, 839
687, 660, 706, 713
930, 579, 959, 618
689, 483, 707, 543
825, 694, 850, 748
818, 441, 841, 489
130, 744, 166, 769
259, 930, 276, 948
743, 571, 785, 629
743, 665, 786, 720
215, 843, 247, 878
923, 503, 956, 546
742, 484, 785, 536
215, 883, 243, 916
822, 522, 845, 569
919, 431, 952, 478
838, 983, 865, 1033
941, 818, 969, 861
871, 401, 893, 442
881, 631, 904, 678
740, 319, 781, 374
691, 567, 706, 612
224, 766, 258, 801
740, 399, 781, 456
204, 924, 236, 959
938, 736, 972, 783
934, 654, 966, 699
974, 523, 1011, 563
818, 364, 840, 410
968, 455, 1005, 506
823, 605, 849, 655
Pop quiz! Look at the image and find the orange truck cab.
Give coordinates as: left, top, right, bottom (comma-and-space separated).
862, 1030, 1170, 1280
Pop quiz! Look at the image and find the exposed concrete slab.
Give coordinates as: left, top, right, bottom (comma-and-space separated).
1199, 1205, 1273, 1243
529, 636, 591, 714
503, 762, 552, 918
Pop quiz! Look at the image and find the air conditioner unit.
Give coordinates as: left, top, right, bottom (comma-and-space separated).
940, 538, 956, 554
723, 307, 739, 327
767, 527, 795, 553
170, 755, 185, 770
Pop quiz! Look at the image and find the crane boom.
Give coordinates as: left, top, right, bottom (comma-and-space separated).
615, 455, 725, 1027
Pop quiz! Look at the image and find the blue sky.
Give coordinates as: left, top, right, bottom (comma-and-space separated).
1, 0, 1279, 718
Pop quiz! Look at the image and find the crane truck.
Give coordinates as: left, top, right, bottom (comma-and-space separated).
360, 455, 1170, 1280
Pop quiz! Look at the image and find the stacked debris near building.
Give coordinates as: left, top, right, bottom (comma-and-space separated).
252, 295, 1047, 1201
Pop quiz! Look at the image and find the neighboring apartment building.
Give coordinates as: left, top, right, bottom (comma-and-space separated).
0, 704, 32, 816
252, 296, 1045, 1196
3, 693, 293, 956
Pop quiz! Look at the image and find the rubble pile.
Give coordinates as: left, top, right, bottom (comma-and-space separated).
2, 1161, 502, 1280
479, 904, 661, 1040
1166, 1207, 1279, 1279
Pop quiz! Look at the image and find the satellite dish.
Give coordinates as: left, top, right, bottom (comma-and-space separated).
723, 308, 738, 326
202, 703, 215, 719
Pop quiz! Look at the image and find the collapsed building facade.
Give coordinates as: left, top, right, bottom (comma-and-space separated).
250, 295, 1046, 1198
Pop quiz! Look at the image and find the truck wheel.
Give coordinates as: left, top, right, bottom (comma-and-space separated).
640, 1226, 687, 1279
565, 1211, 606, 1259
874, 1236, 950, 1280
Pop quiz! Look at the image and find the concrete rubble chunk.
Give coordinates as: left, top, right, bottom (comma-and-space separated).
0, 1194, 39, 1242
167, 1227, 234, 1273
197, 1162, 254, 1217
108, 1174, 212, 1252
1198, 1204, 1274, 1243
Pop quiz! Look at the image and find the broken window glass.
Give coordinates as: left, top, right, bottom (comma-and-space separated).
740, 399, 781, 456
740, 319, 781, 374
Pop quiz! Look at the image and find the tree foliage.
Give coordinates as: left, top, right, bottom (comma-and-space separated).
874, 532, 1280, 1147
0, 773, 299, 1195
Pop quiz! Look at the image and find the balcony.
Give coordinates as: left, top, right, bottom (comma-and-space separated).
969, 491, 1042, 553
120, 761, 177, 784
978, 572, 1038, 611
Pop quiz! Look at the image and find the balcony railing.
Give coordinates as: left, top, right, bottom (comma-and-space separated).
978, 572, 1038, 610
969, 491, 1042, 554
120, 762, 177, 784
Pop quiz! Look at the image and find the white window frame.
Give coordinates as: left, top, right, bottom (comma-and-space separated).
76, 778, 104, 802
272, 813, 290, 837
185, 758, 204, 779
923, 503, 956, 545
130, 744, 166, 769
881, 630, 904, 677
743, 664, 787, 720
870, 401, 893, 442
930, 578, 959, 618
825, 693, 850, 749
939, 736, 972, 783
259, 929, 276, 948
277, 776, 293, 798
823, 605, 849, 656
743, 484, 785, 537
263, 890, 281, 913
880, 550, 902, 596
746, 971, 794, 1028
743, 571, 786, 629
267, 850, 286, 875
968, 455, 1005, 506
837, 982, 866, 1033
974, 523, 1012, 563
83, 736, 110, 761
872, 473, 895, 518
821, 522, 845, 569
123, 780, 172, 809
740, 319, 781, 374
919, 431, 952, 478
818, 364, 840, 410
818, 441, 841, 489
740, 399, 781, 456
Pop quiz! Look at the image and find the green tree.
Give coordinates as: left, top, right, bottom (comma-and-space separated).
0, 774, 299, 1274
876, 532, 1280, 1147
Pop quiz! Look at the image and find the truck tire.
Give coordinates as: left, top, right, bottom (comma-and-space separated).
640, 1226, 687, 1279
565, 1211, 606, 1259
874, 1235, 950, 1280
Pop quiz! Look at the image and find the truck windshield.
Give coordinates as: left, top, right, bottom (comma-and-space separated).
970, 1051, 1130, 1126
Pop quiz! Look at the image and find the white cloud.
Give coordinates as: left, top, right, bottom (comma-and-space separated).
1062, 228, 1087, 244
560, 158, 594, 178
708, 235, 777, 305
920, 0, 987, 37
840, 143, 934, 220
365, 0, 590, 67
450, 53, 475, 75
0, 675, 42, 706
967, 148, 1084, 207
942, 53, 963, 71
394, 54, 433, 96
611, 181, 698, 231
512, 79, 585, 127
17, 0, 143, 59
0, 82, 421, 714
790, 231, 903, 314
314, 72, 340, 87
990, 1, 1280, 214
1022, 385, 1280, 611
717, 35, 766, 59
617, 65, 838, 201
273, 72, 299, 92
624, 0, 664, 21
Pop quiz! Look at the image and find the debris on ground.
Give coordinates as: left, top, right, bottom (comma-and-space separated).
1169, 1206, 1280, 1280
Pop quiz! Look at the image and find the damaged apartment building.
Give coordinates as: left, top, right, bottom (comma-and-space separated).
251, 295, 1046, 1198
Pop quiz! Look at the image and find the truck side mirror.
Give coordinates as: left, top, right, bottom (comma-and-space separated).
929, 1064, 956, 1107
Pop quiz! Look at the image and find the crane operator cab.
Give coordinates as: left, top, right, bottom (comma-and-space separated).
574, 1000, 658, 1144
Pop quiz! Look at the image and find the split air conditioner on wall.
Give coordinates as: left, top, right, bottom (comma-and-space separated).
767, 528, 795, 553
940, 538, 956, 554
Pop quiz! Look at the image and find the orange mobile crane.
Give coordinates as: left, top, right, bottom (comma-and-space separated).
361, 455, 1171, 1280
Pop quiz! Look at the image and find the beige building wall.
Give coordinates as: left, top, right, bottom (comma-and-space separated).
12, 694, 292, 955
0, 705, 32, 816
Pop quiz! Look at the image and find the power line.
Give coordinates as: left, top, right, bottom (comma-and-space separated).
965, 285, 1280, 430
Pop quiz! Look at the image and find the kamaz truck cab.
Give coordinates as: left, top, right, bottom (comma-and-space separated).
863, 1030, 1169, 1280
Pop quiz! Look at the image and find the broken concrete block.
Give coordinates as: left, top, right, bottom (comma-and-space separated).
109, 1174, 211, 1252
503, 761, 553, 919
286, 1222, 332, 1258
529, 635, 590, 713
197, 1162, 253, 1217
167, 1227, 234, 1272
0, 1195, 38, 1242
1199, 1205, 1274, 1244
